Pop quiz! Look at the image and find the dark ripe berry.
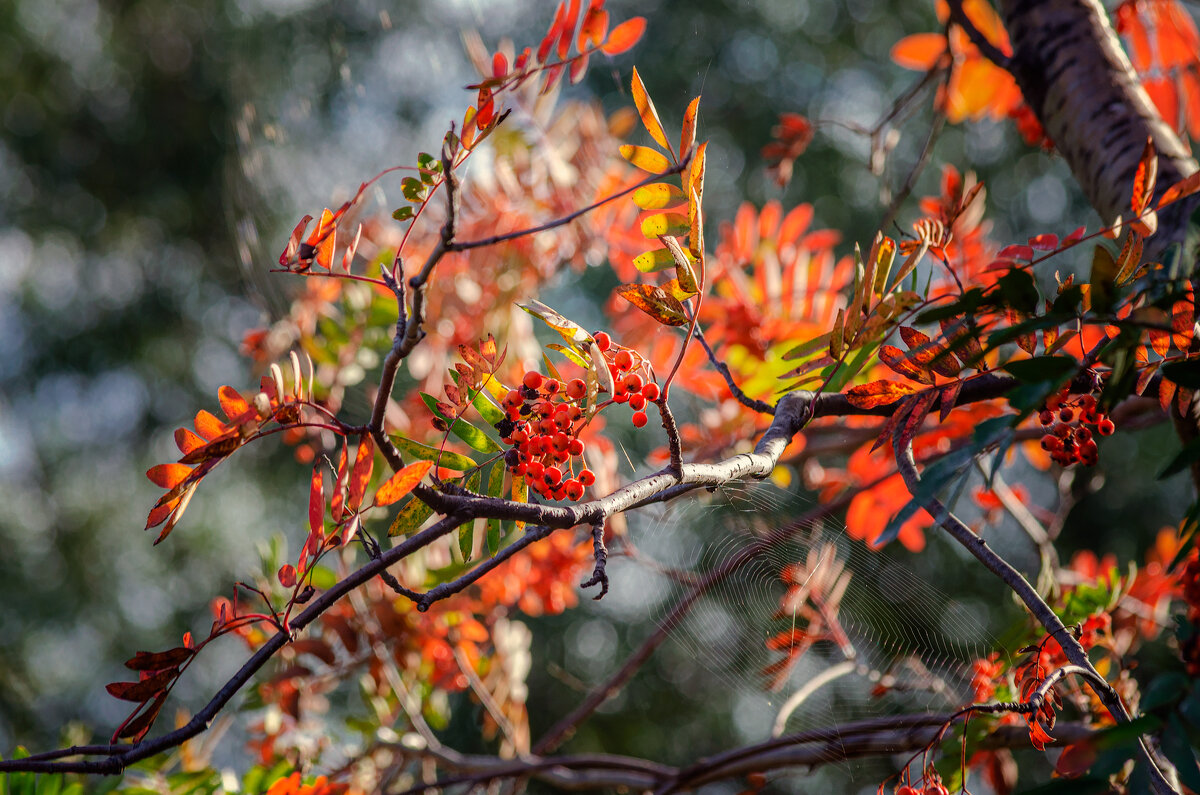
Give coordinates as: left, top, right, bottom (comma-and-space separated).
1080, 394, 1097, 410
521, 384, 539, 400
641, 382, 660, 401
578, 468, 596, 486
544, 466, 563, 485
432, 417, 449, 431
1059, 407, 1074, 422
526, 461, 544, 479
623, 373, 644, 393
519, 403, 532, 416
632, 410, 648, 428
495, 417, 517, 437
563, 479, 584, 501
523, 371, 543, 390
615, 350, 634, 371
1039, 410, 1054, 426
504, 448, 521, 468
1075, 426, 1092, 442
543, 378, 560, 395
1040, 434, 1059, 451
568, 438, 584, 456
1097, 418, 1115, 436
629, 394, 647, 411
566, 378, 586, 400
593, 331, 611, 351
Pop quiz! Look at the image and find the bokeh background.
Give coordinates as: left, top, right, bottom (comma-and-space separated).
0, 0, 1190, 788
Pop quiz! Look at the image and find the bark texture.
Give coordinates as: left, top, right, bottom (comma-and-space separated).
1000, 0, 1198, 246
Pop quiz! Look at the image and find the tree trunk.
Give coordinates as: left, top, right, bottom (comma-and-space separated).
1000, 0, 1198, 246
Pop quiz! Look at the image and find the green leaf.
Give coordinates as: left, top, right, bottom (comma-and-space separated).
390, 434, 478, 471
392, 206, 414, 221
1089, 244, 1119, 315
995, 267, 1040, 315
1003, 355, 1078, 383
485, 462, 505, 555
388, 494, 435, 538
458, 469, 482, 561
420, 394, 502, 453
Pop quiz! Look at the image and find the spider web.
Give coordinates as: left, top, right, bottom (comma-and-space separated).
603, 477, 1002, 782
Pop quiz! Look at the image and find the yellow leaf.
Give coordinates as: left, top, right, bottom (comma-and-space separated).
633, 183, 686, 209
620, 144, 671, 173
640, 212, 690, 238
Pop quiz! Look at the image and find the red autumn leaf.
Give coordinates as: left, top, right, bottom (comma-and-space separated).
614, 283, 688, 326
105, 668, 177, 703
330, 439, 349, 523
279, 213, 312, 266
278, 563, 297, 588
1131, 137, 1157, 216
146, 463, 194, 490
217, 385, 251, 422
124, 647, 194, 671
879, 345, 933, 384
309, 466, 325, 537
1158, 170, 1200, 208
114, 691, 169, 742
600, 16, 645, 55
375, 460, 434, 507
174, 427, 205, 455
193, 409, 227, 441
890, 32, 946, 70
846, 379, 922, 409
1028, 232, 1059, 251
347, 435, 375, 513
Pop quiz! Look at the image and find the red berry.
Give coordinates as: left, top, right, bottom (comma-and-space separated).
544, 466, 562, 485
568, 438, 584, 456
1038, 410, 1054, 426
1040, 434, 1060, 451
525, 461, 544, 479
554, 410, 571, 429
615, 350, 634, 371
563, 479, 584, 501
1054, 423, 1071, 439
523, 371, 543, 390
1081, 394, 1097, 410
552, 432, 569, 451
566, 378, 586, 400
623, 373, 644, 393
1075, 426, 1092, 442
632, 410, 648, 428
578, 469, 596, 486
1059, 407, 1074, 422
641, 382, 660, 401
505, 389, 523, 406
543, 378, 560, 395
593, 331, 611, 351
629, 394, 647, 411
1097, 418, 1115, 436
512, 462, 527, 476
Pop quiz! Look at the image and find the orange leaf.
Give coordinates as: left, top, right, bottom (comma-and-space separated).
330, 440, 349, 523
879, 345, 933, 385
146, 463, 194, 490
309, 466, 325, 537
631, 66, 671, 154
174, 427, 205, 455
1131, 137, 1157, 216
890, 32, 946, 70
1158, 170, 1200, 208
614, 283, 688, 326
347, 435, 375, 512
194, 410, 226, 441
375, 460, 433, 507
600, 16, 645, 55
680, 96, 700, 157
217, 386, 251, 422
846, 379, 922, 409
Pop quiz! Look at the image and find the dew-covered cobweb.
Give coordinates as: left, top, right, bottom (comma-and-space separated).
598, 477, 1001, 783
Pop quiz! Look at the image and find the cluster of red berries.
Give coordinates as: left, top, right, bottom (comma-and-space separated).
495, 331, 657, 502
1037, 390, 1114, 467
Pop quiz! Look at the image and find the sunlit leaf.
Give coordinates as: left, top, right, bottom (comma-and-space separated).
375, 461, 434, 508
845, 379, 922, 409
680, 96, 700, 157
1158, 171, 1200, 208
388, 494, 435, 538
309, 466, 325, 537
347, 434, 374, 513
633, 183, 686, 210
633, 247, 680, 273
630, 66, 672, 154
620, 144, 671, 173
420, 393, 503, 453
640, 212, 689, 238
1132, 137, 1157, 216
600, 17, 646, 55
615, 283, 688, 326
146, 463, 194, 490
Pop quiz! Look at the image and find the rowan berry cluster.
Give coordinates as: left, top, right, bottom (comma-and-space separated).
1037, 390, 1114, 467
494, 331, 657, 502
